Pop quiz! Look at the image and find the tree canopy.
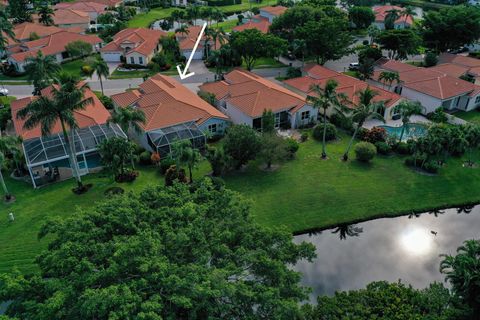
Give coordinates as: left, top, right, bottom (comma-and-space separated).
0, 181, 315, 319
377, 29, 421, 60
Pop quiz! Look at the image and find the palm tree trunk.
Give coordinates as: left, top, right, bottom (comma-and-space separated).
343, 126, 360, 161
399, 124, 406, 142
99, 74, 104, 96
60, 120, 83, 189
189, 165, 193, 183
321, 108, 327, 159
0, 169, 10, 199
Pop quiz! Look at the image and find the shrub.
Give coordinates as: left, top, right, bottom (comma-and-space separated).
300, 132, 308, 142
205, 146, 230, 176
160, 157, 175, 175
134, 144, 146, 155
356, 127, 369, 141
354, 142, 376, 162
139, 151, 152, 165
395, 142, 411, 155
427, 108, 448, 123
104, 186, 124, 196
424, 52, 438, 67
165, 165, 187, 186
285, 138, 299, 159
115, 170, 139, 183
375, 141, 391, 155
99, 95, 114, 109
363, 127, 387, 144
285, 67, 302, 79
329, 113, 353, 131
423, 160, 440, 173
313, 123, 337, 141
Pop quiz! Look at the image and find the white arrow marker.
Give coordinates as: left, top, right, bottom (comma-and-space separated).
177, 22, 207, 80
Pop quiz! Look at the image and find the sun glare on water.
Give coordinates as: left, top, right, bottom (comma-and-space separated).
399, 227, 434, 256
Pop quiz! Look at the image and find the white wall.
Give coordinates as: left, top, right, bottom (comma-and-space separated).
198, 117, 230, 136
291, 104, 318, 128
219, 101, 253, 126
259, 11, 275, 23
126, 52, 148, 65
400, 87, 443, 114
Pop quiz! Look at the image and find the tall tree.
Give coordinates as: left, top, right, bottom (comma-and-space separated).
392, 100, 423, 141
186, 5, 200, 25
17, 73, 94, 192
38, 5, 54, 26
230, 29, 287, 71
98, 137, 136, 180
462, 123, 480, 167
377, 28, 421, 60
342, 87, 385, 161
441, 239, 480, 320
348, 6, 375, 29
223, 124, 261, 169
0, 136, 22, 201
0, 8, 16, 52
7, 0, 31, 23
378, 71, 400, 90
171, 139, 201, 183
307, 80, 345, 159
261, 109, 275, 134
24, 51, 61, 95
384, 8, 400, 30
357, 58, 375, 80
421, 6, 480, 53
401, 6, 417, 24
0, 181, 315, 319
92, 57, 110, 95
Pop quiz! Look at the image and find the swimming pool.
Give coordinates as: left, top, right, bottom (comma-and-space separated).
377, 123, 428, 141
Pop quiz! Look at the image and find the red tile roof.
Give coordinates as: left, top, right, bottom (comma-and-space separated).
74, 0, 122, 7
54, 1, 107, 13
111, 74, 228, 131
374, 59, 480, 99
10, 31, 101, 62
429, 63, 469, 78
373, 5, 413, 26
52, 9, 90, 25
438, 53, 480, 68
101, 28, 166, 56
11, 84, 111, 140
259, 6, 288, 16
285, 64, 402, 109
232, 19, 270, 34
176, 25, 223, 51
6, 22, 64, 46
200, 69, 306, 118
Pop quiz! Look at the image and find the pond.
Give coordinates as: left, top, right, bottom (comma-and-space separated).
293, 205, 480, 302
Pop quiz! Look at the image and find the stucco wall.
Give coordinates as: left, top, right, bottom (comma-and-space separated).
219, 101, 253, 126
198, 117, 230, 136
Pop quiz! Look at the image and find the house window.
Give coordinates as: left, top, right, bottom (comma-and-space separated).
475, 96, 480, 104
208, 124, 217, 133
139, 56, 143, 65
274, 112, 281, 128
130, 56, 135, 64
301, 110, 310, 120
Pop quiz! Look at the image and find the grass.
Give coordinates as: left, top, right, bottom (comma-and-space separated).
109, 68, 178, 79
241, 57, 286, 69
342, 71, 360, 78
455, 110, 480, 125
1, 131, 480, 273
0, 96, 16, 105
0, 73, 29, 81
214, 19, 239, 32
127, 0, 277, 28
0, 81, 30, 85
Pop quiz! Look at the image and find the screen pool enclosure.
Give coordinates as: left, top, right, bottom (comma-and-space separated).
146, 121, 206, 157
22, 123, 126, 188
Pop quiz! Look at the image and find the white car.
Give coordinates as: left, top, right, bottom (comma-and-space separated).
348, 62, 360, 71
0, 88, 8, 96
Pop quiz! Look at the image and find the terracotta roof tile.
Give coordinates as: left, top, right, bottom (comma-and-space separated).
285, 64, 402, 109
259, 6, 287, 16
52, 9, 90, 25
111, 89, 142, 107
100, 28, 166, 56
438, 53, 480, 68
111, 74, 228, 131
54, 1, 107, 13
429, 63, 469, 78
232, 19, 270, 33
200, 69, 306, 118
11, 85, 110, 140
373, 5, 413, 26
74, 0, 122, 7
6, 22, 64, 46
176, 26, 223, 51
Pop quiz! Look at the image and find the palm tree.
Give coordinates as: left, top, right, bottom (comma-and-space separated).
175, 24, 190, 37
378, 71, 400, 90
24, 51, 61, 95
342, 87, 385, 161
331, 224, 363, 240
0, 136, 22, 201
384, 8, 400, 30
38, 5, 54, 26
209, 27, 226, 51
211, 8, 225, 28
171, 139, 201, 183
92, 58, 110, 96
186, 5, 200, 26
402, 6, 416, 25
0, 8, 16, 52
17, 73, 94, 192
392, 100, 423, 142
307, 80, 345, 159
107, 106, 146, 169
367, 24, 380, 44
440, 240, 480, 320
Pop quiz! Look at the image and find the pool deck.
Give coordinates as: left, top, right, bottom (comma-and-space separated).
363, 115, 431, 129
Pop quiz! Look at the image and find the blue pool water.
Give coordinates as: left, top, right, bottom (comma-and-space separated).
377, 124, 428, 141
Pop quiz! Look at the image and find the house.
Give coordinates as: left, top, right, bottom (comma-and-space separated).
435, 53, 480, 85
54, 2, 107, 25
258, 6, 287, 23
199, 69, 315, 129
111, 73, 229, 156
3, 22, 65, 55
232, 6, 286, 33
283, 64, 403, 120
49, 9, 91, 30
369, 58, 480, 113
373, 5, 413, 30
8, 31, 102, 72
74, 0, 124, 7
171, 0, 187, 6
100, 28, 166, 65
176, 25, 223, 60
11, 84, 126, 188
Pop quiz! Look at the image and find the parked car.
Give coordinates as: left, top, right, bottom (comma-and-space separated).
0, 87, 8, 96
448, 47, 468, 54
349, 62, 360, 71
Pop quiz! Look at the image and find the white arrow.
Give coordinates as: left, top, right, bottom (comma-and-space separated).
177, 22, 207, 80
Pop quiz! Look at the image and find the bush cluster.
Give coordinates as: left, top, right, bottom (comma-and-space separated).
354, 142, 376, 162
313, 123, 337, 141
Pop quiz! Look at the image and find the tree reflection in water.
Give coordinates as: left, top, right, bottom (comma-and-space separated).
457, 205, 474, 214
331, 224, 363, 240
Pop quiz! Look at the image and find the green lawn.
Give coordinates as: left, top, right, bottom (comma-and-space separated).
109, 68, 178, 79
1, 131, 480, 273
0, 96, 16, 105
242, 57, 286, 69
127, 0, 277, 28
455, 110, 480, 125
0, 73, 29, 81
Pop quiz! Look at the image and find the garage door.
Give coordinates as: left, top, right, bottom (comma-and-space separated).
183, 50, 203, 60
101, 52, 121, 62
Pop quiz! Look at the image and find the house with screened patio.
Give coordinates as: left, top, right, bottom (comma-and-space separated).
11, 84, 126, 188
111, 73, 229, 156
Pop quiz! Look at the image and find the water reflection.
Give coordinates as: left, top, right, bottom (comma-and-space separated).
294, 205, 480, 301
